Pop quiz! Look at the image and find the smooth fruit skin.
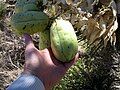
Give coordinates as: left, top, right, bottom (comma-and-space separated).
50, 19, 78, 62
11, 11, 49, 35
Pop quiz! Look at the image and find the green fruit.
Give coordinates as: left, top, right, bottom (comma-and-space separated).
39, 29, 50, 50
0, 1, 5, 19
16, 0, 36, 4
11, 11, 49, 35
15, 0, 37, 13
50, 19, 78, 62
15, 3, 24, 13
23, 4, 39, 11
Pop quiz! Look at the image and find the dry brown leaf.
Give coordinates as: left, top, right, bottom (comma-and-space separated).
86, 17, 97, 40
103, 25, 114, 46
77, 0, 90, 12
43, 0, 118, 47
110, 33, 116, 46
99, 0, 112, 6
65, 0, 73, 5
89, 27, 101, 44
99, 17, 107, 37
94, 39, 101, 46
74, 15, 88, 30
111, 0, 117, 17
113, 18, 118, 32
104, 36, 109, 47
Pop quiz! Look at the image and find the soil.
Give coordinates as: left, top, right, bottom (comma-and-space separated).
0, 19, 24, 89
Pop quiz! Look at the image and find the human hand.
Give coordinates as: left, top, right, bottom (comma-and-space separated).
23, 34, 79, 90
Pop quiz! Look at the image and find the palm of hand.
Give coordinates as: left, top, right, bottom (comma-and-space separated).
23, 34, 79, 90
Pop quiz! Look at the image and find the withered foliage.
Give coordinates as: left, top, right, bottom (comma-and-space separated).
0, 0, 120, 90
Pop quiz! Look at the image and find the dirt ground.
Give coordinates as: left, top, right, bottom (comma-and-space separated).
0, 15, 41, 89
0, 21, 24, 89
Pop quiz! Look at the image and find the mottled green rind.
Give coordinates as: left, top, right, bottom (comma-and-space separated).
0, 1, 5, 19
39, 29, 50, 50
50, 19, 78, 62
11, 11, 49, 35
15, 0, 37, 13
23, 4, 39, 11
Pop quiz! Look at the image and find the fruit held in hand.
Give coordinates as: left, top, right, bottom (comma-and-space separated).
11, 11, 49, 35
50, 19, 78, 62
39, 29, 50, 50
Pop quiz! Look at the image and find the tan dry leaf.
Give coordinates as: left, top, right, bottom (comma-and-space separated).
110, 33, 116, 46
101, 7, 116, 46
106, 18, 118, 39
94, 39, 101, 46
50, 5, 56, 16
99, 17, 107, 37
103, 21, 117, 47
88, 25, 101, 44
113, 18, 118, 32
70, 14, 78, 25
79, 0, 118, 47
75, 15, 88, 30
86, 17, 97, 40
103, 27, 114, 47
44, 4, 60, 18
77, 0, 92, 12
99, 0, 112, 6
65, 0, 73, 5
104, 35, 110, 47
102, 9, 114, 26
110, 0, 117, 17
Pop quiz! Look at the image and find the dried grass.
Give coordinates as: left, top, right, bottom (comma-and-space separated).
0, 22, 24, 89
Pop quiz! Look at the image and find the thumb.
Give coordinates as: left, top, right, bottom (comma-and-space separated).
24, 34, 34, 50
24, 34, 38, 61
24, 34, 36, 58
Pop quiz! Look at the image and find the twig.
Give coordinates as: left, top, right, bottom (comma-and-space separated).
8, 54, 19, 69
